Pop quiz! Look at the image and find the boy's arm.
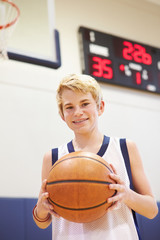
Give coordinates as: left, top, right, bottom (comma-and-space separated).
108, 140, 158, 219
33, 151, 59, 229
33, 179, 52, 229
126, 139, 158, 218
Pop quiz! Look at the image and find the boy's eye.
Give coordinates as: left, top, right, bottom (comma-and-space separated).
66, 106, 73, 109
82, 102, 89, 107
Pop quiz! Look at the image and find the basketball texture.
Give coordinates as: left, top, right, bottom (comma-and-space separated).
46, 151, 116, 223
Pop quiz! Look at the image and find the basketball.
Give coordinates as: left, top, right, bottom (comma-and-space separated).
46, 151, 116, 223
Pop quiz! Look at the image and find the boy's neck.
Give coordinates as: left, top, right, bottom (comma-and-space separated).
72, 131, 104, 154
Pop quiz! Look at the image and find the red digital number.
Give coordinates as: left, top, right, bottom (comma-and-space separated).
122, 41, 134, 60
92, 56, 103, 77
142, 52, 152, 65
92, 56, 113, 79
122, 41, 152, 65
135, 72, 142, 85
133, 44, 144, 63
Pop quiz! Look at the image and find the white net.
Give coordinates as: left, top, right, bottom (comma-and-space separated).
0, 0, 20, 59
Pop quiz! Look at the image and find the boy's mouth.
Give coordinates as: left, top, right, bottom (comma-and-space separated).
73, 118, 88, 124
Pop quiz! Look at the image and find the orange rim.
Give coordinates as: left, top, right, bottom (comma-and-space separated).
0, 0, 20, 30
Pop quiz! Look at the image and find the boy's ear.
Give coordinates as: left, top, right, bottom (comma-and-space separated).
59, 111, 65, 121
98, 100, 105, 116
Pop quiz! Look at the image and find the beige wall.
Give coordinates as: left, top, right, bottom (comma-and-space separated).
0, 0, 160, 199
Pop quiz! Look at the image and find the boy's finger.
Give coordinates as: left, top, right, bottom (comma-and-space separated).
41, 179, 47, 191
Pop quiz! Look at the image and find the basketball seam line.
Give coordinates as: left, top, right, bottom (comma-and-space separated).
50, 155, 112, 172
48, 198, 108, 211
47, 180, 113, 185
48, 191, 117, 211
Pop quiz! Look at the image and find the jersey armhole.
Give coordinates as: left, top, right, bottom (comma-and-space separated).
52, 148, 58, 166
120, 138, 141, 240
120, 138, 134, 190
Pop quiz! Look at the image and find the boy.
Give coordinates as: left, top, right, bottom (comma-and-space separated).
33, 74, 158, 239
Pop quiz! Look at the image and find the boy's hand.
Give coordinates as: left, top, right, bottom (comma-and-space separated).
37, 179, 60, 218
107, 164, 130, 211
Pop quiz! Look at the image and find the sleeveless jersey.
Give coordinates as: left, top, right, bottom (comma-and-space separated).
51, 136, 140, 240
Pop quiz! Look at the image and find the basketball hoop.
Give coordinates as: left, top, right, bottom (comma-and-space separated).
0, 0, 20, 60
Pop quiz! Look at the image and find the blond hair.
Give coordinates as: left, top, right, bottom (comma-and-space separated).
56, 74, 103, 116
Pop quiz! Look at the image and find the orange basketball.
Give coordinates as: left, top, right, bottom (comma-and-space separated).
46, 151, 116, 223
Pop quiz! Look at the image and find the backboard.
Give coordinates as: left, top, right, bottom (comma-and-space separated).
7, 0, 61, 69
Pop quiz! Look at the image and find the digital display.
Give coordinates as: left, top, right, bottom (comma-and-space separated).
91, 56, 113, 79
117, 41, 152, 64
79, 26, 160, 94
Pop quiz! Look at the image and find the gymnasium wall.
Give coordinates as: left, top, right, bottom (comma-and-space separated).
0, 0, 160, 200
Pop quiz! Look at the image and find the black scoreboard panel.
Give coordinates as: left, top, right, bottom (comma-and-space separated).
79, 26, 160, 94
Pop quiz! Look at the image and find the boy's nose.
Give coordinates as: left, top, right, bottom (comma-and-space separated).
74, 106, 83, 116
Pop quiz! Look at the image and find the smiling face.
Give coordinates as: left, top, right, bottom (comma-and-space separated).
61, 89, 104, 136
56, 74, 103, 118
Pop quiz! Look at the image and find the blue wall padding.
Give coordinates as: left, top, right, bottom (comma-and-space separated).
0, 197, 159, 240
0, 198, 52, 240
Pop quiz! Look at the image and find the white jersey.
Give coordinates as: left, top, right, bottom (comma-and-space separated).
51, 136, 140, 240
